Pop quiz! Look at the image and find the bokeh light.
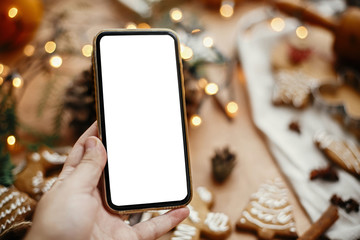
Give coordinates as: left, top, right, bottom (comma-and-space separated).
8, 7, 18, 18
49, 55, 62, 68
270, 17, 285, 32
45, 41, 56, 54
190, 115, 202, 127
205, 82, 219, 95
170, 8, 183, 22
82, 44, 93, 57
296, 26, 308, 39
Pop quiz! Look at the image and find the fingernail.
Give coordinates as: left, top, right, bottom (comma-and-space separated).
85, 137, 97, 150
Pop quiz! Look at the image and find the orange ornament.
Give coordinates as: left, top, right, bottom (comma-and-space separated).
0, 0, 43, 53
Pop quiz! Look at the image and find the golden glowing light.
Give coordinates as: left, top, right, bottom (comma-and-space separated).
12, 77, 23, 88
125, 22, 137, 29
0, 64, 9, 76
190, 115, 202, 127
226, 101, 238, 117
198, 78, 208, 88
205, 82, 219, 95
296, 26, 308, 39
180, 44, 193, 60
270, 17, 285, 32
7, 135, 16, 146
45, 41, 56, 53
8, 7, 18, 18
0, 77, 3, 86
220, 3, 234, 18
191, 29, 201, 34
203, 36, 214, 48
49, 55, 62, 68
82, 44, 93, 57
138, 22, 151, 29
23, 44, 35, 56
170, 8, 183, 22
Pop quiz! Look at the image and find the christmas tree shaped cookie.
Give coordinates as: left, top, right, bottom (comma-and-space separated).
236, 178, 298, 239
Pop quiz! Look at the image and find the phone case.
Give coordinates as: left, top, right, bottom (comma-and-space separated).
92, 29, 192, 214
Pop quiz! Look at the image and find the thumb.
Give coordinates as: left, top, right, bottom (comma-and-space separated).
67, 136, 107, 191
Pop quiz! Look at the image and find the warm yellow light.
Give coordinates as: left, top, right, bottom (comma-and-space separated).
191, 29, 201, 34
0, 77, 3, 86
190, 115, 202, 127
203, 36, 214, 48
220, 3, 234, 18
12, 77, 23, 88
7, 135, 16, 146
138, 22, 151, 29
0, 64, 9, 76
82, 44, 93, 57
8, 7, 18, 18
226, 101, 238, 117
180, 44, 193, 60
23, 44, 35, 56
270, 17, 285, 32
170, 8, 183, 22
198, 78, 208, 88
45, 41, 56, 54
296, 26, 308, 39
125, 22, 137, 29
205, 83, 219, 95
49, 55, 62, 68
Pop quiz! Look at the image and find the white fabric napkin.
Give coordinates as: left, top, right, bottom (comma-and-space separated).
236, 7, 360, 240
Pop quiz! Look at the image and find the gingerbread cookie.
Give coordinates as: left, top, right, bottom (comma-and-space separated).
0, 185, 36, 236
312, 82, 360, 139
272, 69, 315, 108
314, 131, 360, 178
14, 146, 67, 200
171, 186, 231, 240
236, 178, 298, 239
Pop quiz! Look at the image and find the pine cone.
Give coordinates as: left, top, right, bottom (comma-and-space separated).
63, 68, 96, 138
211, 147, 236, 183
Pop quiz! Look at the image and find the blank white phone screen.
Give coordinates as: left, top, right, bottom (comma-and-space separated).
99, 34, 188, 206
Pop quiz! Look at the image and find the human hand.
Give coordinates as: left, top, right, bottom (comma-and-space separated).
25, 122, 189, 240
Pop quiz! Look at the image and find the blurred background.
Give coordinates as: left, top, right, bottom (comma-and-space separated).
1, 0, 360, 239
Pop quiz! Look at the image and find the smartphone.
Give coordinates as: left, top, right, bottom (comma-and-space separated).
93, 29, 192, 213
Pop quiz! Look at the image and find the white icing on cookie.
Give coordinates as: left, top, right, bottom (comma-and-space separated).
0, 192, 20, 208
0, 197, 27, 220
243, 211, 295, 230
32, 171, 44, 194
0, 187, 8, 196
188, 205, 200, 223
42, 150, 67, 164
42, 177, 57, 193
196, 187, 212, 204
31, 152, 41, 162
172, 224, 197, 240
0, 205, 32, 232
204, 212, 229, 232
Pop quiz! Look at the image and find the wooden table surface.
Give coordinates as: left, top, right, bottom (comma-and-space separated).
5, 0, 312, 239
